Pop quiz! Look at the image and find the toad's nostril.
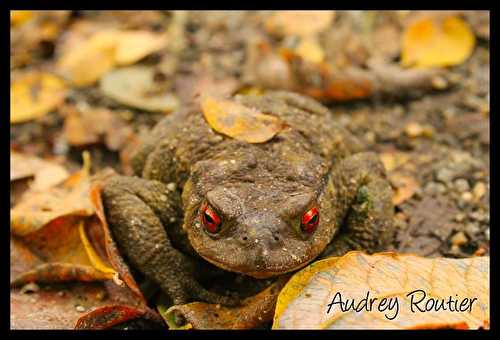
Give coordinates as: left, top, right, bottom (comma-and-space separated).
242, 236, 248, 241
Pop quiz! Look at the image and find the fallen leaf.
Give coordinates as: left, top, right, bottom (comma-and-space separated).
294, 37, 325, 64
201, 94, 285, 143
75, 305, 164, 330
10, 153, 117, 286
390, 173, 420, 205
114, 31, 167, 65
10, 153, 94, 237
401, 16, 475, 68
62, 105, 133, 150
265, 11, 335, 37
100, 66, 180, 113
11, 151, 69, 190
162, 276, 289, 329
57, 29, 168, 87
273, 251, 489, 329
380, 151, 411, 172
57, 30, 117, 87
11, 71, 67, 124
11, 11, 33, 26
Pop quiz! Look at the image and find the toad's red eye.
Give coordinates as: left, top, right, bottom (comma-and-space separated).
301, 207, 319, 234
201, 205, 222, 234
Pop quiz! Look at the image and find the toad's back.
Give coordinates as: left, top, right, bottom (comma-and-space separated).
131, 92, 360, 190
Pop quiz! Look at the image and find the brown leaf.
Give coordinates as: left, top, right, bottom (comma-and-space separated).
273, 252, 489, 329
201, 94, 285, 143
10, 157, 94, 237
62, 105, 133, 150
11, 71, 67, 124
100, 66, 180, 113
390, 173, 420, 205
11, 151, 69, 190
75, 305, 164, 330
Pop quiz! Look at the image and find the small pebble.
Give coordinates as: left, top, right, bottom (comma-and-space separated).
424, 182, 446, 195
449, 244, 461, 255
469, 211, 486, 222
20, 282, 39, 294
461, 192, 473, 202
405, 122, 424, 137
454, 179, 470, 192
450, 231, 468, 246
75, 305, 86, 313
166, 183, 176, 191
484, 228, 490, 241
465, 223, 480, 236
436, 168, 453, 183
454, 213, 466, 222
473, 182, 487, 200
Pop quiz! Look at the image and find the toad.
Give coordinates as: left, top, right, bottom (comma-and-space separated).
101, 91, 394, 324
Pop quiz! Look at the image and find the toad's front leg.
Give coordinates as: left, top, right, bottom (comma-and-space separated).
320, 152, 394, 258
101, 175, 238, 306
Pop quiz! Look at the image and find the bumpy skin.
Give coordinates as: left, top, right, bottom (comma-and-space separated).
102, 91, 394, 307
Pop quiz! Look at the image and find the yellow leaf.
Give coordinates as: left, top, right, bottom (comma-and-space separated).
273, 252, 489, 329
57, 30, 117, 87
11, 151, 69, 190
11, 11, 33, 26
401, 16, 475, 68
99, 66, 180, 113
79, 221, 116, 276
201, 94, 285, 143
265, 11, 335, 37
114, 31, 167, 65
295, 37, 325, 64
11, 72, 67, 124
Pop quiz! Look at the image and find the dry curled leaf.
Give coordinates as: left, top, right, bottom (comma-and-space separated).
390, 173, 420, 205
401, 16, 475, 68
265, 11, 335, 37
11, 71, 67, 124
273, 252, 489, 329
10, 155, 117, 286
57, 30, 117, 87
11, 151, 69, 190
11, 154, 94, 237
201, 94, 285, 143
100, 66, 180, 113
57, 29, 168, 87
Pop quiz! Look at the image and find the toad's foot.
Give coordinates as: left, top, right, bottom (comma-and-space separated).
102, 175, 239, 306
321, 152, 394, 258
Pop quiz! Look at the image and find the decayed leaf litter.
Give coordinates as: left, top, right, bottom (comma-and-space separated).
10, 11, 489, 329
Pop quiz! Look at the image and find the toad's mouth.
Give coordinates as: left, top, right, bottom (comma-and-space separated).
198, 252, 317, 279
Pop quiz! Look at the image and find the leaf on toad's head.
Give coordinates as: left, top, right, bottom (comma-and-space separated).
162, 276, 289, 330
100, 66, 180, 113
401, 16, 475, 68
57, 30, 117, 87
273, 251, 489, 329
11, 151, 69, 190
201, 94, 285, 143
10, 72, 67, 124
265, 11, 335, 37
114, 31, 168, 66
